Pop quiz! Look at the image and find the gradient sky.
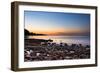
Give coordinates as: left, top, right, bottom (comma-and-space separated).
24, 11, 90, 36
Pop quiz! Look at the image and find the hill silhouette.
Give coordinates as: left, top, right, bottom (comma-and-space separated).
24, 29, 46, 36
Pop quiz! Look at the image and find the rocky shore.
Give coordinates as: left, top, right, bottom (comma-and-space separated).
24, 39, 90, 62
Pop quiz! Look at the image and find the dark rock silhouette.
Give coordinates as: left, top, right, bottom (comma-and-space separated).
24, 29, 46, 36
25, 29, 30, 36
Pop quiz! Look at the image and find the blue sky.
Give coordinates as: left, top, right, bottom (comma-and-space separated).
24, 11, 90, 36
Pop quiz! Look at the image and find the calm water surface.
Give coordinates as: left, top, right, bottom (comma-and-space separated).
28, 35, 90, 46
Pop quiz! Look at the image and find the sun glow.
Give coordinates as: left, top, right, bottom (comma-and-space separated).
25, 24, 85, 35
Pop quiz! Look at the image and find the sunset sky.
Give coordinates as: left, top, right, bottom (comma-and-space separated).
24, 11, 90, 36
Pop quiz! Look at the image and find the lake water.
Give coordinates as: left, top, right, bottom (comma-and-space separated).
28, 35, 90, 46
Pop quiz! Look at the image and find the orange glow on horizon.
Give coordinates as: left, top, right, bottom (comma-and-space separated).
25, 24, 84, 35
